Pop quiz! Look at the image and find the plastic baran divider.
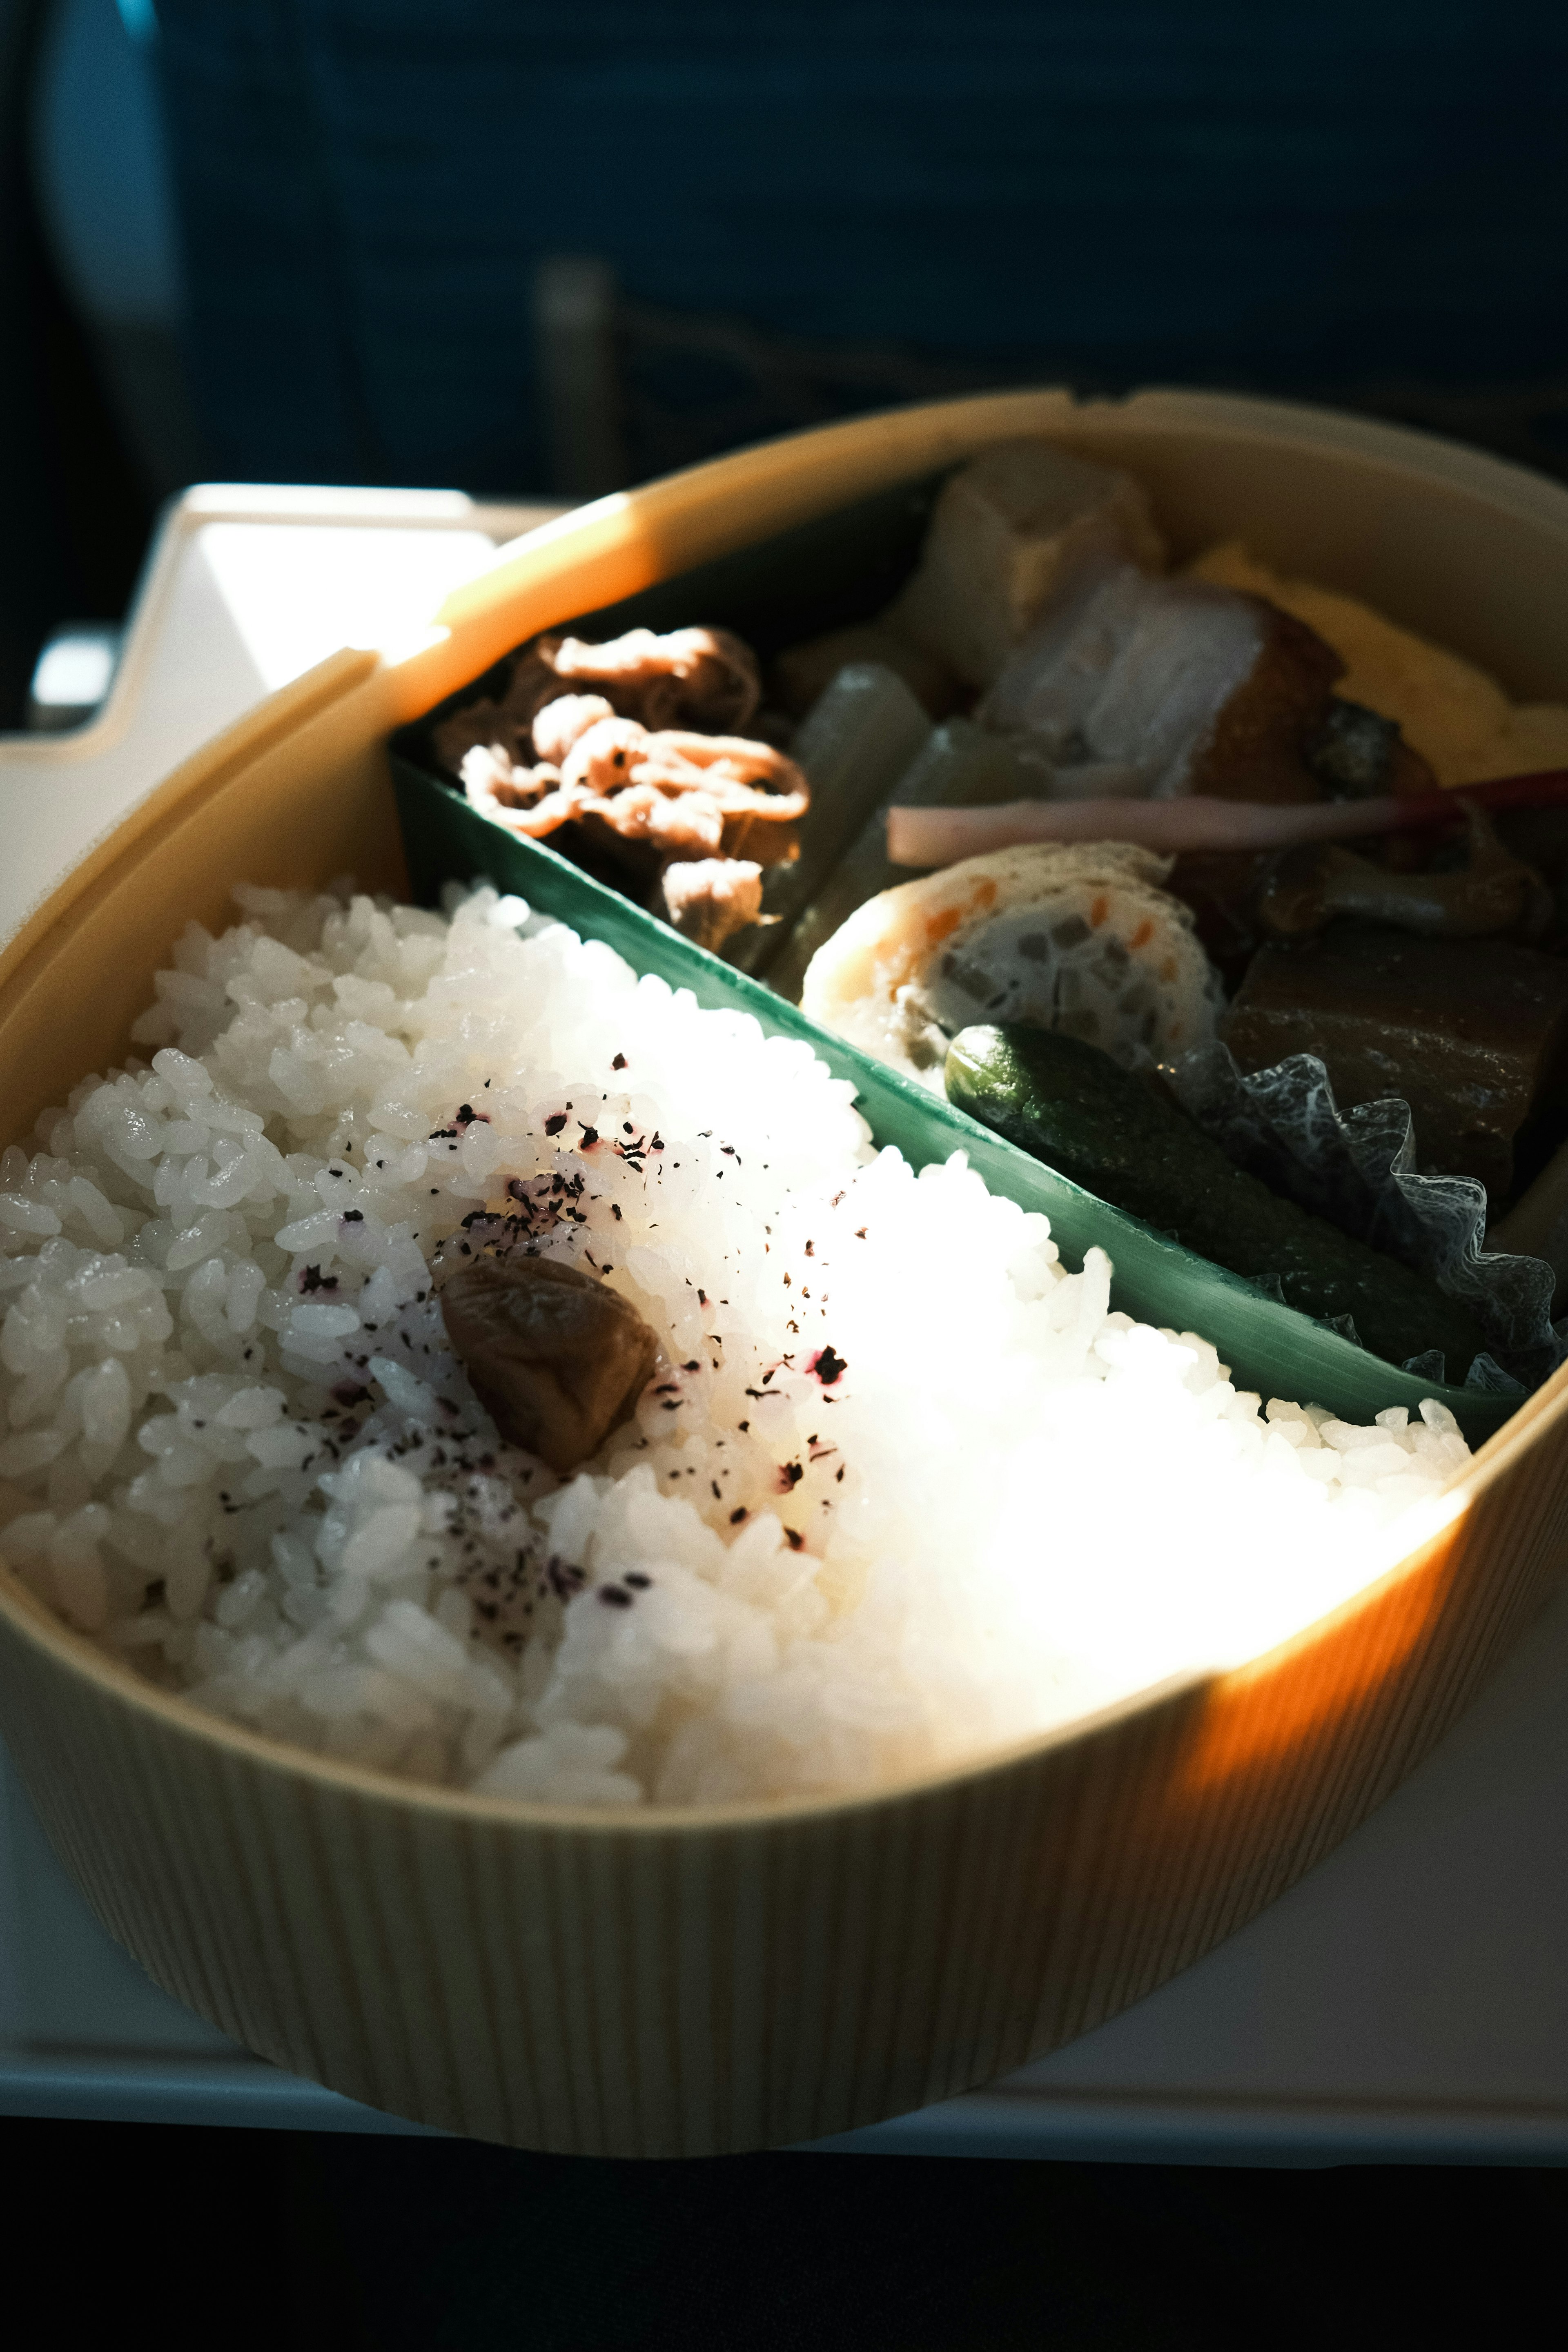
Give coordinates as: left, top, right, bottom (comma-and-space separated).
392, 757, 1514, 1448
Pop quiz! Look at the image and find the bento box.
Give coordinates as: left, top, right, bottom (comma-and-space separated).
2, 388, 1567, 2158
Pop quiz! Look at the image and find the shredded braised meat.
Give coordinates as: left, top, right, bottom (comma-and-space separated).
460, 717, 805, 873
661, 858, 766, 952
544, 626, 761, 735
433, 625, 762, 770
530, 693, 615, 766
437, 624, 796, 949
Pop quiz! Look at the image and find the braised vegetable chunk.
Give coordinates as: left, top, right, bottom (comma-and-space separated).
1183, 600, 1348, 805
739, 664, 932, 975
1222, 932, 1568, 1205
978, 569, 1354, 807
440, 1256, 659, 1474
1257, 803, 1551, 944
887, 439, 1166, 690
944, 1021, 1491, 1375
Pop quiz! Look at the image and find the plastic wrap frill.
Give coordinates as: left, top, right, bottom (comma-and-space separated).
1172, 1045, 1567, 1395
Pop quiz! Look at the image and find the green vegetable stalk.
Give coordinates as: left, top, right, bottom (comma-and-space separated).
944, 1022, 1490, 1378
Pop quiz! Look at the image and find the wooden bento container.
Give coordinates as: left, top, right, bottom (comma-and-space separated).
2, 390, 1567, 2158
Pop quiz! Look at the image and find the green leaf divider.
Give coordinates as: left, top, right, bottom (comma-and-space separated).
392, 755, 1516, 1447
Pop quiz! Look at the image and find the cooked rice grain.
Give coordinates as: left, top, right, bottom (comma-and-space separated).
0, 886, 1470, 1803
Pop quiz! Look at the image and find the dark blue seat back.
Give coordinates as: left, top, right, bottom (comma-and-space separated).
154, 1, 1568, 490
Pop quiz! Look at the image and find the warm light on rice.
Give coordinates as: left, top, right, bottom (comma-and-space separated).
0, 886, 1471, 1804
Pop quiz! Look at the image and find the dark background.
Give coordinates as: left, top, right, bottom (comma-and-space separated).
9, 2111, 1566, 2346
147, 0, 1568, 490
5, 0, 1568, 725
3, 2, 1567, 2332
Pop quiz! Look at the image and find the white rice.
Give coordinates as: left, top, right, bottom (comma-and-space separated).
0, 885, 1471, 1805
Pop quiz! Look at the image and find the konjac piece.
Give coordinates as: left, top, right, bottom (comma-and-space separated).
1221, 929, 1568, 1204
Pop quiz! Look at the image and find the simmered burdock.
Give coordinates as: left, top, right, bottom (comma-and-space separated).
1164, 849, 1281, 992
1222, 929, 1568, 1205
441, 1256, 659, 1474
1492, 802, 1568, 953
